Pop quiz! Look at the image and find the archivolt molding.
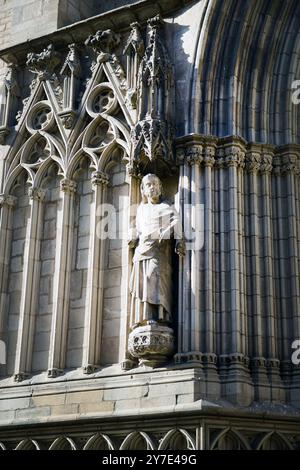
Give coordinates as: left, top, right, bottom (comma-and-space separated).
189, 0, 300, 144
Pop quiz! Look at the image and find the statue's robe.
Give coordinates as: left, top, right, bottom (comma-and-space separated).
129, 200, 181, 327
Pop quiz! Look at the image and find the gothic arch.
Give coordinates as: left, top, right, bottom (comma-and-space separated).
83, 433, 115, 450
188, 0, 300, 144
210, 428, 250, 450
254, 432, 293, 450
15, 439, 41, 450
49, 436, 77, 450
158, 429, 195, 450
120, 431, 156, 450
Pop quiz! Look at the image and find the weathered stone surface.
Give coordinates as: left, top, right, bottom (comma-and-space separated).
0, 0, 299, 451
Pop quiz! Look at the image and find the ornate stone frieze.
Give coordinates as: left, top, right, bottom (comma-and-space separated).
174, 135, 300, 174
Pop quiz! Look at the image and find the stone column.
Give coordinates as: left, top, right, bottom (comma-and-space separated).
201, 143, 220, 397
0, 194, 16, 374
121, 164, 140, 371
220, 141, 253, 405
14, 188, 45, 382
260, 148, 285, 401
245, 147, 270, 401
82, 170, 108, 374
282, 151, 300, 405
188, 147, 202, 354
272, 157, 290, 384
48, 178, 76, 378
175, 158, 191, 357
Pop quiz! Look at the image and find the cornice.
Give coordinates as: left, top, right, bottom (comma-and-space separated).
0, 0, 194, 66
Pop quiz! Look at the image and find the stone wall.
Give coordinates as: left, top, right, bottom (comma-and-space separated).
6, 171, 30, 376
32, 170, 60, 372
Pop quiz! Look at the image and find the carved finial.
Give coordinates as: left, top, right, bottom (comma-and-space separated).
3, 63, 19, 95
85, 29, 120, 62
26, 44, 60, 79
124, 22, 144, 57
60, 43, 81, 77
0, 63, 19, 144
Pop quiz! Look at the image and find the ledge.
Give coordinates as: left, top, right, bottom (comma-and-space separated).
0, 0, 195, 65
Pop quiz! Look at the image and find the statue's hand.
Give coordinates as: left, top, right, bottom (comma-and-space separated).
128, 238, 138, 249
175, 240, 186, 257
128, 228, 138, 248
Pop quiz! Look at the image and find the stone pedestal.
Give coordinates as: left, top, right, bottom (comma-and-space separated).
128, 323, 174, 367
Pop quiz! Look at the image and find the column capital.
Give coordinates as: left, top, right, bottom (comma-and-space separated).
260, 154, 273, 174
0, 194, 17, 208
186, 145, 203, 166
60, 178, 77, 194
245, 151, 261, 173
91, 171, 109, 187
28, 187, 46, 202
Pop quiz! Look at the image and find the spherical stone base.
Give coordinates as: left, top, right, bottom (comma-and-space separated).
128, 323, 174, 367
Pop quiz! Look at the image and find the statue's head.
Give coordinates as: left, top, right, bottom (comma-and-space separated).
141, 174, 162, 203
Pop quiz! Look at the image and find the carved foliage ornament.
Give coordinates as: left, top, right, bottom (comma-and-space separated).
26, 44, 61, 79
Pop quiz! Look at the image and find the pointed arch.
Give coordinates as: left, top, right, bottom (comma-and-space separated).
254, 431, 293, 450
2, 165, 29, 195
120, 431, 156, 450
188, 0, 300, 144
15, 439, 40, 450
49, 436, 77, 450
158, 429, 195, 450
83, 433, 115, 450
210, 428, 250, 450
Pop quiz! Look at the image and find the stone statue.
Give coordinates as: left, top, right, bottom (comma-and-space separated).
128, 174, 185, 344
